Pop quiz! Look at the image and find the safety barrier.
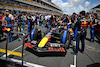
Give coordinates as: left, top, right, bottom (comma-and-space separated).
5, 32, 25, 65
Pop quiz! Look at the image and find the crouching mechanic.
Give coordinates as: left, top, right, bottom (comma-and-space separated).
75, 11, 88, 53
90, 13, 98, 42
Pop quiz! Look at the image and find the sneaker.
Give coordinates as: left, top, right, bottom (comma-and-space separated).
81, 51, 85, 54
80, 50, 84, 54
71, 52, 78, 55
73, 47, 78, 54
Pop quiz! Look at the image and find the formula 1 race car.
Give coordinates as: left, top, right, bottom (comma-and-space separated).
24, 22, 74, 56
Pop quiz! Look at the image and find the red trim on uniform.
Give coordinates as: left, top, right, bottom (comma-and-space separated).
95, 28, 100, 31
90, 24, 93, 26
80, 25, 88, 27
82, 21, 88, 24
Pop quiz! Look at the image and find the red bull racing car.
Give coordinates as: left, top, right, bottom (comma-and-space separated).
24, 23, 74, 56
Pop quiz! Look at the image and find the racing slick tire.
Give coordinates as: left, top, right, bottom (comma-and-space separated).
30, 28, 42, 40
64, 31, 70, 49
61, 30, 69, 44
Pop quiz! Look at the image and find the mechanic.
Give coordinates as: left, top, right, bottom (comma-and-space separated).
27, 14, 33, 32
71, 12, 76, 25
74, 14, 79, 41
86, 12, 91, 27
90, 13, 98, 42
71, 13, 76, 29
71, 13, 79, 41
63, 14, 72, 29
75, 11, 88, 53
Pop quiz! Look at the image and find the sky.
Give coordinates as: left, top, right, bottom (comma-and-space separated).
52, 0, 100, 15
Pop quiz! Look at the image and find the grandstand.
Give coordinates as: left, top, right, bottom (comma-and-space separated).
0, 0, 63, 15
89, 4, 100, 13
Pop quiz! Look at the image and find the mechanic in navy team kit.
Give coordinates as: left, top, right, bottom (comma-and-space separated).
90, 13, 98, 42
71, 13, 79, 41
75, 11, 88, 53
